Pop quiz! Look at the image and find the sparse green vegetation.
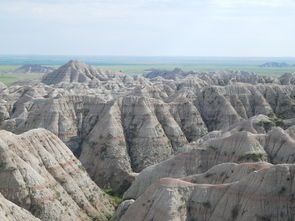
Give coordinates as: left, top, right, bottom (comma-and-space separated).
238, 152, 265, 161
256, 120, 272, 127
78, 164, 86, 171
178, 204, 186, 211
78, 201, 85, 208
200, 131, 208, 137
256, 118, 284, 128
55, 190, 61, 199
270, 118, 285, 127
106, 214, 113, 220
60, 179, 67, 185
89, 215, 101, 221
102, 188, 123, 206
208, 145, 217, 151
118, 140, 125, 146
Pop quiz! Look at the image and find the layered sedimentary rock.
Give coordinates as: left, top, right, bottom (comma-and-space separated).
0, 193, 40, 221
118, 163, 295, 221
123, 117, 295, 200
145, 68, 278, 85
14, 64, 55, 73
0, 129, 114, 221
279, 73, 295, 85
1, 60, 295, 220
1, 60, 295, 195
41, 60, 108, 84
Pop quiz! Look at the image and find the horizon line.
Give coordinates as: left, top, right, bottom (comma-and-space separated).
1, 54, 295, 59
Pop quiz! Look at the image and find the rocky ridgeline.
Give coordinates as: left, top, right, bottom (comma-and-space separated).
14, 64, 55, 74
0, 61, 295, 194
0, 192, 41, 221
0, 60, 295, 220
123, 115, 295, 200
0, 129, 114, 220
115, 163, 295, 221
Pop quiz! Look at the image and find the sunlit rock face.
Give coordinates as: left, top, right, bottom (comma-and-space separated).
0, 60, 295, 195
0, 129, 114, 221
117, 163, 295, 221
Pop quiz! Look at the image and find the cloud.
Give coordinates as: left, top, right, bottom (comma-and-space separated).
0, 0, 135, 21
0, 0, 294, 56
0, 0, 212, 27
211, 0, 295, 8
0, 0, 293, 26
0, 0, 205, 20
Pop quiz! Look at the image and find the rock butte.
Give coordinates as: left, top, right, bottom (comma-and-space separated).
14, 64, 55, 74
0, 60, 294, 220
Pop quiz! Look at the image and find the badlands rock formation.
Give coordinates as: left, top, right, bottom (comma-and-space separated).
0, 192, 41, 221
0, 129, 114, 221
14, 64, 55, 74
123, 115, 295, 200
42, 60, 115, 84
117, 163, 295, 221
0, 82, 6, 89
0, 60, 294, 198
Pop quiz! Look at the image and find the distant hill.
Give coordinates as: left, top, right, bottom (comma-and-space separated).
260, 62, 290, 67
14, 64, 55, 73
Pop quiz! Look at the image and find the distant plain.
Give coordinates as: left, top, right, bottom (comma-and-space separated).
1, 56, 295, 85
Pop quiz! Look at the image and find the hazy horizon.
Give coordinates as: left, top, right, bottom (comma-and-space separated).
1, 0, 295, 57
1, 55, 295, 66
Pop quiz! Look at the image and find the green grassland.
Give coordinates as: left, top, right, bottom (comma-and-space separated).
0, 65, 44, 85
0, 73, 42, 86
1, 63, 295, 86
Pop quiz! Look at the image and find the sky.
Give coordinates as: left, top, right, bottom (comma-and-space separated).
0, 0, 295, 56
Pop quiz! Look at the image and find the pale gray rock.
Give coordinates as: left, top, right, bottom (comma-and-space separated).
279, 73, 295, 85
14, 64, 55, 73
124, 124, 295, 200
0, 82, 7, 90
41, 60, 108, 84
120, 163, 295, 221
1, 60, 295, 196
110, 199, 135, 221
0, 129, 114, 221
0, 192, 40, 221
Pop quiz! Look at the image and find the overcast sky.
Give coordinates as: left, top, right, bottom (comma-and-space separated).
0, 0, 295, 56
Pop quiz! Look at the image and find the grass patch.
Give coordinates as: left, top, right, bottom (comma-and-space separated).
0, 73, 43, 86
178, 204, 186, 211
256, 118, 284, 128
238, 152, 265, 161
102, 188, 123, 205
